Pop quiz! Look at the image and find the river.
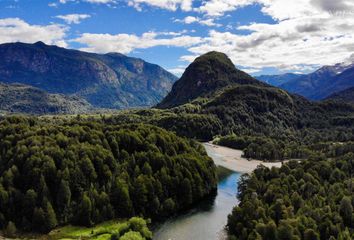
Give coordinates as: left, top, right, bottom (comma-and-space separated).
153, 144, 242, 240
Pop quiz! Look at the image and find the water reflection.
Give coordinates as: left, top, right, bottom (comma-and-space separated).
153, 168, 241, 240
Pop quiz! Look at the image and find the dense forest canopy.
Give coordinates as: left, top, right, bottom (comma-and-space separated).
214, 134, 354, 161
227, 156, 354, 239
153, 52, 354, 142
0, 116, 217, 235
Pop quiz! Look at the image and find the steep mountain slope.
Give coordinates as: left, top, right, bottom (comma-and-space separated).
154, 51, 354, 139
326, 86, 354, 103
157, 51, 264, 108
256, 73, 304, 86
0, 83, 92, 114
0, 42, 177, 109
280, 62, 354, 100
311, 67, 354, 100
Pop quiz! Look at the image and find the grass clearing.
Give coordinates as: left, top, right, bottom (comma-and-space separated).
47, 220, 128, 240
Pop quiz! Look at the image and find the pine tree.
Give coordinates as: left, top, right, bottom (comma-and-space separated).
44, 202, 58, 232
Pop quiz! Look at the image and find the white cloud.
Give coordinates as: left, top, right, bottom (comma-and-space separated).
182, 11, 354, 71
58, 0, 116, 4
84, 0, 115, 3
55, 14, 91, 24
0, 18, 68, 47
73, 31, 203, 54
174, 16, 221, 27
197, 0, 254, 17
127, 0, 193, 11
7, 0, 354, 74
168, 65, 187, 75
164, 0, 351, 73
240, 67, 262, 74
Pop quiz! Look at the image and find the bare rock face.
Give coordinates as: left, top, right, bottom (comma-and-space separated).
0, 42, 177, 109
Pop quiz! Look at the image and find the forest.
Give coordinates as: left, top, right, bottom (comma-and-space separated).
0, 116, 217, 236
227, 155, 354, 239
215, 134, 354, 161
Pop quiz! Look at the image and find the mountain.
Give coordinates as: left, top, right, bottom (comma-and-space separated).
157, 51, 264, 108
280, 62, 354, 100
0, 83, 92, 114
256, 73, 304, 86
0, 42, 177, 109
154, 51, 354, 139
325, 87, 354, 103
310, 66, 354, 100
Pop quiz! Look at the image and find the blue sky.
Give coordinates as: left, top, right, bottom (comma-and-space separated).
1, 0, 354, 76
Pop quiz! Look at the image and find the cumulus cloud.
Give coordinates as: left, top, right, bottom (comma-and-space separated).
311, 0, 354, 13
55, 14, 91, 24
57, 0, 116, 4
168, 66, 187, 76
0, 18, 68, 47
174, 16, 221, 27
18, 0, 354, 74
182, 12, 354, 71
197, 0, 254, 17
163, 0, 351, 72
127, 0, 193, 11
73, 31, 203, 53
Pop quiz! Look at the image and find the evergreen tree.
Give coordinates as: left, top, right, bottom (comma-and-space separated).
4, 221, 16, 238
339, 197, 353, 227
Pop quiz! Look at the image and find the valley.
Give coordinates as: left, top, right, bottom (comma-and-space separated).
2, 0, 354, 239
0, 50, 353, 240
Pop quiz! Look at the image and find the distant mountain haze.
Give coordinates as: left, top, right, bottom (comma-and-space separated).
279, 64, 354, 100
256, 73, 305, 86
326, 87, 354, 103
0, 42, 177, 110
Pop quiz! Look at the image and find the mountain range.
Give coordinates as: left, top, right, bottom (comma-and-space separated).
0, 41, 177, 113
326, 87, 354, 103
256, 73, 304, 86
1, 41, 354, 115
258, 62, 354, 100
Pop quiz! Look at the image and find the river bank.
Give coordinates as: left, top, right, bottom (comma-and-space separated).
203, 142, 284, 173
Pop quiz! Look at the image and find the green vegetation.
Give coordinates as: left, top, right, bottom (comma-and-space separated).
227, 155, 354, 239
0, 42, 177, 110
157, 51, 262, 109
214, 135, 311, 161
215, 134, 354, 161
48, 217, 151, 240
0, 116, 217, 235
0, 83, 92, 115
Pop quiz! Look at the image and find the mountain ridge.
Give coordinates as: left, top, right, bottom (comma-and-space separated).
326, 86, 354, 103
278, 62, 354, 100
0, 41, 177, 109
153, 51, 354, 139
256, 73, 304, 86
157, 51, 265, 109
0, 83, 92, 114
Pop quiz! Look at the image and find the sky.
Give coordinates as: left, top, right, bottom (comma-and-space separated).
1, 0, 354, 76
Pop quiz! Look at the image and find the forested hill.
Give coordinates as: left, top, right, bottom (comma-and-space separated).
0, 117, 217, 234
150, 52, 354, 141
157, 51, 264, 109
0, 42, 177, 109
0, 83, 92, 115
326, 87, 354, 103
227, 156, 354, 239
